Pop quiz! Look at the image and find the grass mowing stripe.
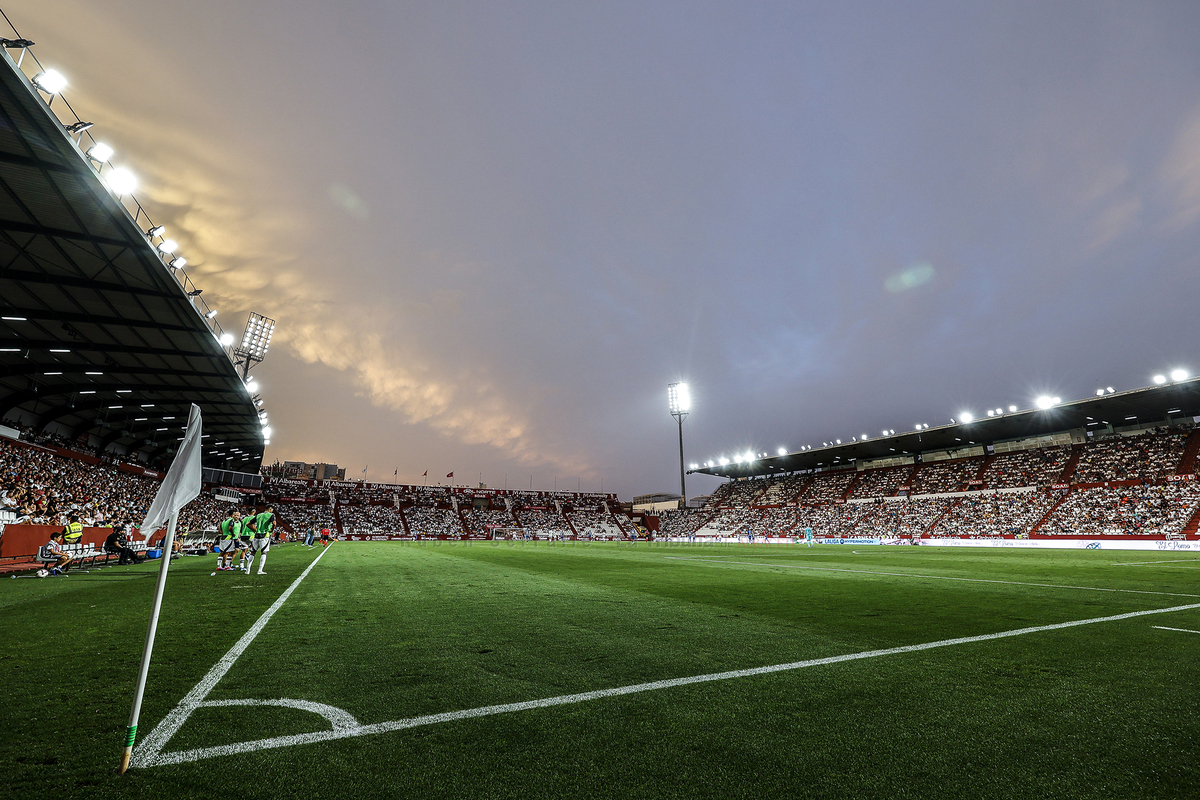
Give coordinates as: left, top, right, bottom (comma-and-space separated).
666, 556, 1200, 598
147, 601, 1200, 767
130, 544, 333, 768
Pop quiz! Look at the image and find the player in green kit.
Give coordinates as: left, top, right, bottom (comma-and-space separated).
245, 505, 276, 575
217, 510, 243, 571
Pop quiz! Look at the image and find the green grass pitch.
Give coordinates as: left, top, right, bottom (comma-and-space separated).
3, 541, 1199, 799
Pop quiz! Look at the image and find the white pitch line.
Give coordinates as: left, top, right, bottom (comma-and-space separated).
1152, 625, 1200, 635
131, 545, 332, 768
1112, 559, 1200, 566
146, 602, 1200, 766
664, 557, 1200, 599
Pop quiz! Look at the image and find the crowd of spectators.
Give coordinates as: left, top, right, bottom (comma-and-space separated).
462, 509, 515, 536
516, 509, 571, 537
908, 457, 983, 495
855, 497, 958, 538
929, 489, 1065, 538
1, 436, 240, 533
800, 470, 857, 503
717, 478, 770, 508
567, 510, 625, 538
339, 504, 405, 534
1072, 431, 1188, 483
403, 506, 463, 537
1039, 483, 1200, 536
757, 474, 812, 506
656, 508, 709, 537
983, 447, 1071, 489
849, 466, 911, 499
275, 503, 335, 534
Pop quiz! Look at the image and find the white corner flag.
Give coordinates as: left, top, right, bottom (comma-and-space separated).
141, 403, 204, 533
120, 402, 202, 775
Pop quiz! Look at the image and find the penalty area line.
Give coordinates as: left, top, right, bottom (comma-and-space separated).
147, 601, 1200, 766
130, 544, 333, 768
1152, 625, 1200, 635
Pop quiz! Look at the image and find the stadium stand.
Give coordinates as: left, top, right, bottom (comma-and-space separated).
1071, 430, 1188, 483
403, 506, 464, 537
339, 505, 406, 535
929, 489, 1065, 538
908, 457, 983, 495
982, 446, 1071, 489
1038, 482, 1200, 537
848, 466, 911, 500
756, 474, 812, 506
854, 497, 958, 538
799, 470, 857, 503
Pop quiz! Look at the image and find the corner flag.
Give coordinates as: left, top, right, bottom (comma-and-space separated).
120, 403, 202, 775
140, 403, 203, 532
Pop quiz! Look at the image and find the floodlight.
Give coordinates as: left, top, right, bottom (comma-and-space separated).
157, 239, 177, 254
689, 463, 699, 470
1153, 374, 1167, 385
777, 447, 787, 456
218, 332, 235, 346
86, 142, 113, 163
987, 410, 995, 417
65, 121, 93, 134
146, 225, 166, 238
0, 38, 34, 48
262, 426, 272, 438
835, 439, 841, 444
1035, 396, 1055, 410
1106, 387, 1114, 393
719, 457, 729, 466
1096, 389, 1104, 396
667, 382, 691, 414
32, 69, 68, 94
169, 257, 187, 270
186, 289, 203, 297
205, 309, 218, 319
959, 412, 974, 423
245, 379, 259, 393
1170, 369, 1188, 382
1007, 405, 1017, 412
105, 167, 137, 195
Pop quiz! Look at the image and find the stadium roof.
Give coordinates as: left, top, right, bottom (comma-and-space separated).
0, 51, 264, 471
693, 377, 1200, 480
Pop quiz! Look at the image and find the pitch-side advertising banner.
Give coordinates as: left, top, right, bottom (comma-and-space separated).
919, 538, 1200, 551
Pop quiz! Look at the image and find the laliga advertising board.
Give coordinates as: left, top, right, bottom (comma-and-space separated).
917, 538, 1200, 551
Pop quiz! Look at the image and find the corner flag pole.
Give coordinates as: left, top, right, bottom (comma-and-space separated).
118, 402, 203, 775
118, 513, 179, 774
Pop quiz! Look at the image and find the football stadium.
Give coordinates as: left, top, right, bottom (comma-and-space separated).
3, 5, 1200, 799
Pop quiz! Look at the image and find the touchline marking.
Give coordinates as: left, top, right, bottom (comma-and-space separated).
130, 545, 332, 768
664, 557, 1200, 599
1113, 559, 1200, 566
1152, 625, 1200, 635
144, 602, 1200, 766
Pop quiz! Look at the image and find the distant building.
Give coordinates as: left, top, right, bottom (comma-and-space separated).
273, 460, 344, 480
688, 495, 711, 508
633, 492, 682, 513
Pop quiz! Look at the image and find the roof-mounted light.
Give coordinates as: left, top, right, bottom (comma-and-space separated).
32, 69, 68, 95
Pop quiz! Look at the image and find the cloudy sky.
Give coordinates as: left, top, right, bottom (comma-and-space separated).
19, 1, 1200, 498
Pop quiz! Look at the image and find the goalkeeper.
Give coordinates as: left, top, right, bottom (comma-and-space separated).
245, 505, 276, 575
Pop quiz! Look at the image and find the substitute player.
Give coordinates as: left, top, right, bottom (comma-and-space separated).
217, 509, 243, 571
245, 505, 276, 575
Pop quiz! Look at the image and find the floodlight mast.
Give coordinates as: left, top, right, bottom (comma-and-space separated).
667, 382, 690, 508
232, 312, 276, 379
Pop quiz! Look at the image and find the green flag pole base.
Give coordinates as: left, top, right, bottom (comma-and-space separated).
117, 726, 136, 774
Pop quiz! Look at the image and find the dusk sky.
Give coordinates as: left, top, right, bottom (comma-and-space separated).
20, 1, 1200, 498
